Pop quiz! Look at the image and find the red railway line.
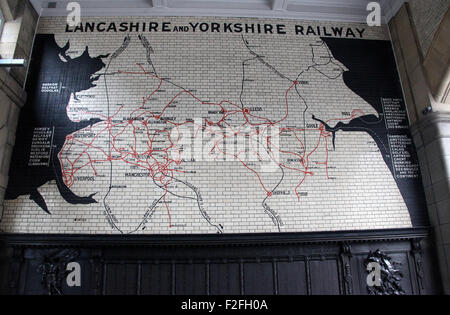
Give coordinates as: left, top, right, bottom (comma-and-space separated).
58, 63, 365, 227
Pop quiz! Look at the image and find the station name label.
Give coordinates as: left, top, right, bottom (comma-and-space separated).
65, 22, 366, 38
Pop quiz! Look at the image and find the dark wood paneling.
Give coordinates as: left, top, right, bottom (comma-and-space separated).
309, 259, 341, 295
175, 263, 206, 295
243, 262, 274, 295
104, 264, 138, 295
140, 263, 172, 295
277, 260, 308, 295
209, 263, 240, 295
0, 228, 442, 295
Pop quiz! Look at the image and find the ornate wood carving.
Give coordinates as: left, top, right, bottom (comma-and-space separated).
37, 249, 80, 295
340, 242, 353, 295
364, 249, 405, 295
411, 239, 425, 293
0, 228, 440, 295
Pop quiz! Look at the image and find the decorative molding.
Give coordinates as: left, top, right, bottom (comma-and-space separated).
0, 227, 432, 248
411, 239, 425, 292
0, 230, 441, 295
29, 0, 395, 23
340, 242, 353, 295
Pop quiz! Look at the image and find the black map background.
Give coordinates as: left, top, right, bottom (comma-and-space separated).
5, 34, 107, 213
5, 34, 428, 227
319, 37, 428, 227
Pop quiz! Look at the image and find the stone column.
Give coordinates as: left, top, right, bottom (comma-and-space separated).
0, 70, 26, 222
0, 0, 38, 223
389, 3, 450, 293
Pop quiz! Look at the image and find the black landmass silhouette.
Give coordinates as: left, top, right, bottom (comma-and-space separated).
319, 37, 428, 227
5, 34, 109, 213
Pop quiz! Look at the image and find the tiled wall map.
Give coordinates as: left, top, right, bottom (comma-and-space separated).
0, 17, 428, 234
